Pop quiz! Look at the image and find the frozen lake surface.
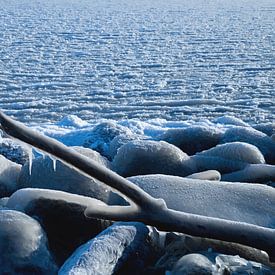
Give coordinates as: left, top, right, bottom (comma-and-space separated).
0, 0, 274, 125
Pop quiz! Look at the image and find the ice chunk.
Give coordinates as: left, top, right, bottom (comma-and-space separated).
186, 170, 221, 181
17, 146, 114, 203
166, 252, 273, 274
83, 121, 132, 159
0, 197, 9, 209
160, 125, 223, 155
0, 137, 33, 165
215, 254, 272, 274
112, 140, 196, 177
221, 126, 275, 164
71, 146, 111, 169
222, 164, 275, 183
156, 232, 270, 271
58, 115, 89, 128
215, 116, 250, 127
0, 210, 57, 274
59, 222, 153, 275
253, 122, 275, 136
5, 137, 34, 174
170, 254, 214, 275
0, 155, 21, 197
192, 142, 265, 174
109, 133, 144, 159
7, 188, 108, 264
7, 187, 106, 211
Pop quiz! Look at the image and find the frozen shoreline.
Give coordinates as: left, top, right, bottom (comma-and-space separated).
0, 112, 275, 274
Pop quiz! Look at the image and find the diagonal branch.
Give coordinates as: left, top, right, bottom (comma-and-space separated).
85, 204, 275, 262
0, 111, 275, 262
0, 111, 160, 208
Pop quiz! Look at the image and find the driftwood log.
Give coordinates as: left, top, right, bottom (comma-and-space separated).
0, 111, 274, 262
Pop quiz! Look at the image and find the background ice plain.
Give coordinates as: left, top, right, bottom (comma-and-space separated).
0, 0, 274, 124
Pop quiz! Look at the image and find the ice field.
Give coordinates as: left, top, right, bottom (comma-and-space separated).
0, 0, 274, 125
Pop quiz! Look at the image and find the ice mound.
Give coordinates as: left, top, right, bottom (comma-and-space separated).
7, 188, 110, 265
17, 146, 113, 203
186, 170, 221, 181
221, 126, 275, 164
71, 146, 111, 168
0, 137, 33, 165
192, 142, 265, 174
253, 122, 275, 136
214, 254, 272, 274
83, 121, 133, 159
196, 142, 265, 164
57, 115, 89, 128
7, 187, 106, 212
127, 175, 275, 228
160, 125, 223, 155
221, 163, 275, 183
0, 197, 9, 209
112, 140, 196, 177
169, 253, 272, 274
0, 210, 57, 274
0, 154, 21, 197
59, 222, 155, 275
170, 253, 214, 274
215, 116, 250, 127
109, 133, 144, 159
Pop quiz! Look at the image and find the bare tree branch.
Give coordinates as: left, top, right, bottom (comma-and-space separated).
1, 111, 274, 262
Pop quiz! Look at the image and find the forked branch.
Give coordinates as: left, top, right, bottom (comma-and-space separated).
0, 111, 274, 262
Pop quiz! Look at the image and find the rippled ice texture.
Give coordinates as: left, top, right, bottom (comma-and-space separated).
0, 0, 274, 124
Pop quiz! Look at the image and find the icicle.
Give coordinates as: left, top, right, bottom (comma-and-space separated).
48, 154, 57, 172
33, 147, 46, 159
33, 147, 57, 171
53, 158, 56, 171
28, 147, 33, 175
8, 137, 34, 176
